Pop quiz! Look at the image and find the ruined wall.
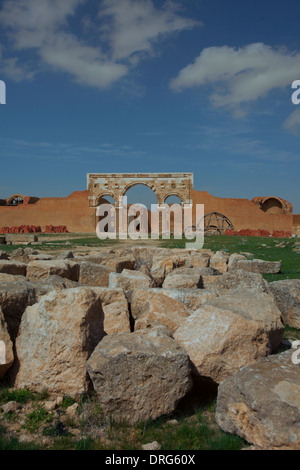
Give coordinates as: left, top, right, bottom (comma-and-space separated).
0, 185, 296, 236
191, 190, 294, 233
0, 191, 95, 233
293, 215, 300, 237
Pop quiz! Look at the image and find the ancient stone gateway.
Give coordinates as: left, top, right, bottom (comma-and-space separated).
87, 172, 194, 235
87, 172, 193, 207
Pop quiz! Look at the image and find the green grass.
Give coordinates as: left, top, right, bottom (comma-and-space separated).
0, 386, 36, 404
162, 234, 300, 281
22, 405, 54, 434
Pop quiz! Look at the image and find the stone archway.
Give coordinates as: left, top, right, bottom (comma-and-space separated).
88, 172, 193, 235
87, 173, 193, 208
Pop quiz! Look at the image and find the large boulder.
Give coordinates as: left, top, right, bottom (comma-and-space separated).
90, 287, 131, 334
227, 253, 247, 271
215, 350, 300, 450
79, 261, 115, 287
14, 287, 105, 398
209, 251, 229, 273
205, 288, 284, 352
269, 279, 300, 329
0, 260, 27, 276
231, 259, 281, 274
0, 307, 14, 379
174, 290, 284, 384
86, 329, 192, 424
26, 260, 80, 282
129, 287, 217, 322
134, 291, 190, 333
202, 270, 270, 294
0, 281, 38, 340
109, 269, 153, 290
162, 268, 202, 289
102, 254, 137, 273
151, 288, 218, 315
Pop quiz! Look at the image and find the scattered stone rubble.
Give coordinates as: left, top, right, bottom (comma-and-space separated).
0, 244, 299, 449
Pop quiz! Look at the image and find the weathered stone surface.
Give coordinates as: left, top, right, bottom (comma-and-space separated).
0, 281, 38, 340
28, 254, 53, 261
103, 254, 137, 273
269, 279, 300, 329
162, 268, 202, 289
1, 401, 21, 414
186, 252, 211, 269
174, 299, 283, 384
142, 441, 161, 450
79, 261, 115, 287
90, 287, 131, 334
215, 350, 300, 450
10, 247, 39, 263
109, 269, 153, 290
53, 250, 74, 260
14, 287, 105, 398
209, 251, 229, 273
232, 259, 281, 274
162, 289, 218, 314
206, 288, 284, 352
0, 250, 9, 260
86, 329, 192, 424
202, 270, 270, 294
0, 260, 27, 276
0, 307, 14, 379
227, 253, 247, 271
130, 287, 217, 320
0, 273, 27, 282
26, 260, 79, 282
134, 292, 190, 333
5, 234, 38, 244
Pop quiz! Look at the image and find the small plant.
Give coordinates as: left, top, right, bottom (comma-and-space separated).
61, 395, 76, 409
23, 405, 54, 434
0, 387, 36, 405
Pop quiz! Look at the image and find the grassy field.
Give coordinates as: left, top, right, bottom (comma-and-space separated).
0, 233, 299, 450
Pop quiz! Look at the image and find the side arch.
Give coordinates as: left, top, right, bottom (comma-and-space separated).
163, 192, 184, 204
200, 212, 234, 235
6, 194, 25, 206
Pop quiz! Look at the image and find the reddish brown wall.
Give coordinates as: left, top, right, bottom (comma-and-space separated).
191, 190, 294, 233
293, 214, 300, 236
0, 191, 95, 233
0, 187, 296, 235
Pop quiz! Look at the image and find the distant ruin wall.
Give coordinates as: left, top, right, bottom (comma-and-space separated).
191, 190, 294, 234
0, 186, 296, 235
0, 190, 95, 233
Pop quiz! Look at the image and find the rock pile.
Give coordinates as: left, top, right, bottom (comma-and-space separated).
0, 245, 299, 449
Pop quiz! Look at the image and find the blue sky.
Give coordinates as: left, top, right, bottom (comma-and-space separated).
0, 0, 300, 211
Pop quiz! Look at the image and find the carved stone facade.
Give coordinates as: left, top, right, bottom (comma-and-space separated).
87, 172, 193, 207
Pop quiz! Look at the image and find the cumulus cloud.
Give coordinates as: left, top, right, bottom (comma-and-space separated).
170, 43, 300, 115
0, 0, 198, 89
99, 0, 199, 62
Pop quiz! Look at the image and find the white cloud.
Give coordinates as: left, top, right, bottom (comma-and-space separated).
283, 108, 300, 133
170, 43, 300, 115
0, 0, 198, 89
98, 0, 199, 61
40, 34, 128, 89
